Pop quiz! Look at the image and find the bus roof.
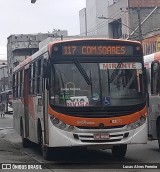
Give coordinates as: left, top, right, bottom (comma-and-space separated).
13, 38, 142, 73
47, 37, 141, 46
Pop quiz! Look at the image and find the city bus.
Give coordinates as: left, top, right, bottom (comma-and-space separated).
13, 38, 147, 160
144, 52, 160, 149
0, 90, 13, 114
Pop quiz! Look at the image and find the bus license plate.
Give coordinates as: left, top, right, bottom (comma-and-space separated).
93, 133, 110, 140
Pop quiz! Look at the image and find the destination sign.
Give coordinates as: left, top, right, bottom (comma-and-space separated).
99, 62, 142, 70
62, 45, 134, 56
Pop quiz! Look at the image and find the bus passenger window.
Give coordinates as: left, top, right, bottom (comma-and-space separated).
29, 65, 32, 95
13, 74, 16, 98
37, 59, 43, 94
19, 70, 24, 97
32, 63, 36, 95
16, 73, 18, 98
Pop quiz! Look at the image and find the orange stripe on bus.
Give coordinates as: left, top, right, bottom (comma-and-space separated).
48, 106, 147, 127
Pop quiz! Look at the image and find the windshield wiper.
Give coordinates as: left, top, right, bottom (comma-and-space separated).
74, 58, 91, 85
126, 72, 136, 89
59, 71, 65, 88
109, 63, 122, 83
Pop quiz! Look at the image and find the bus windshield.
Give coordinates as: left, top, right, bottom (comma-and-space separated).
49, 62, 144, 108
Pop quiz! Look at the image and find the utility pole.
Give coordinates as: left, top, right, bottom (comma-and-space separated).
137, 7, 143, 43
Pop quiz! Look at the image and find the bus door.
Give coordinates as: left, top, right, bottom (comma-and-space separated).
24, 68, 29, 138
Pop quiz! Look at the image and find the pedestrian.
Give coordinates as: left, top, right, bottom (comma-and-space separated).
0, 102, 5, 118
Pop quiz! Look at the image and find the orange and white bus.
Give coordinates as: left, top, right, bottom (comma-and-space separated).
13, 38, 148, 160
144, 52, 160, 149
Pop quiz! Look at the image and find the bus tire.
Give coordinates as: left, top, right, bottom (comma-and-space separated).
156, 119, 160, 149
39, 128, 52, 160
112, 144, 127, 158
42, 145, 52, 161
21, 123, 30, 148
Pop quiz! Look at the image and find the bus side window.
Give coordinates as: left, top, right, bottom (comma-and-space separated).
16, 73, 18, 98
32, 62, 36, 95
29, 65, 32, 95
37, 58, 43, 94
19, 70, 24, 97
17, 72, 20, 98
29, 62, 37, 96
151, 61, 159, 95
13, 74, 16, 99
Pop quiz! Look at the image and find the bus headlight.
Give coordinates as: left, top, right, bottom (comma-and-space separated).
50, 117, 59, 125
49, 115, 75, 132
127, 115, 146, 130
59, 122, 66, 129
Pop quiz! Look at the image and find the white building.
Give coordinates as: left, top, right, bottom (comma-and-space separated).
79, 0, 160, 42
79, 0, 108, 36
79, 8, 87, 36
79, 0, 128, 38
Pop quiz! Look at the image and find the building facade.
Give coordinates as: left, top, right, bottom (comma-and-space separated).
7, 30, 68, 89
79, 8, 87, 36
79, 0, 108, 36
79, 0, 160, 55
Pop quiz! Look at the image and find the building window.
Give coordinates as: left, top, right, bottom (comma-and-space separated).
109, 19, 122, 39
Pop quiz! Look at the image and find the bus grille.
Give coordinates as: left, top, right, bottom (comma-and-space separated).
81, 139, 122, 143
73, 133, 129, 143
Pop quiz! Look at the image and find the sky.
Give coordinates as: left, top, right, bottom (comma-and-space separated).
0, 0, 86, 60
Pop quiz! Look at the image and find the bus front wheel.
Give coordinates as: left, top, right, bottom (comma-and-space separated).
42, 145, 51, 161
112, 144, 127, 158
39, 129, 51, 160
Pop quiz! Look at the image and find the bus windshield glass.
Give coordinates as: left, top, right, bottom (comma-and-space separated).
49, 62, 144, 107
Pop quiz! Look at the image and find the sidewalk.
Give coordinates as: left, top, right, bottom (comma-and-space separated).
0, 114, 13, 129
0, 114, 21, 144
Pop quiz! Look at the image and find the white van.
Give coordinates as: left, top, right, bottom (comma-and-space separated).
5, 104, 13, 114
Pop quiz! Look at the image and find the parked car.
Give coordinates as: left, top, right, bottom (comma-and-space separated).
5, 104, 13, 114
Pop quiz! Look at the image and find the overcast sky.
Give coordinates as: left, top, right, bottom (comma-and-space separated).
0, 0, 86, 59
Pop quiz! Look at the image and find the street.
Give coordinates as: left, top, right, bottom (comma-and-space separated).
0, 114, 160, 172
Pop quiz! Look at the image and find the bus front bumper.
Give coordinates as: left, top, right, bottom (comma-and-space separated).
48, 119, 148, 148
